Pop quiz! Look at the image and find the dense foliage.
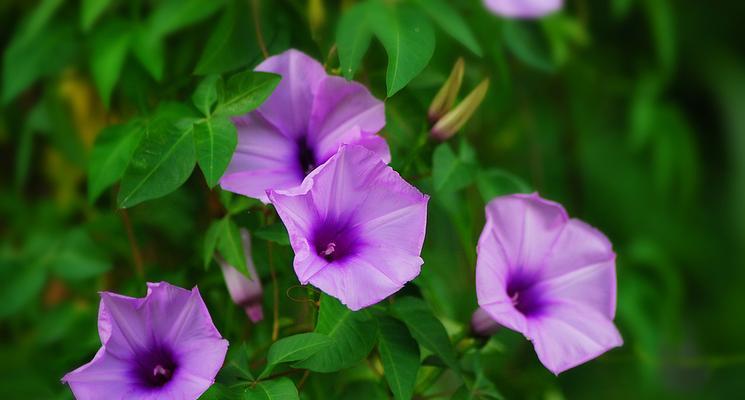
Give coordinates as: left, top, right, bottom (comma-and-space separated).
1, 0, 744, 398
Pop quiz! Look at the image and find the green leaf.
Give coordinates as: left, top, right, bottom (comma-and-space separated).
88, 121, 144, 202
0, 257, 46, 319
215, 71, 281, 117
253, 223, 290, 246
503, 20, 555, 72
117, 103, 199, 208
261, 333, 333, 377
132, 27, 165, 81
194, 116, 237, 188
217, 217, 248, 276
432, 143, 474, 192
415, 0, 482, 56
203, 219, 223, 268
147, 0, 225, 38
245, 377, 299, 400
452, 374, 503, 400
370, 3, 435, 97
81, 0, 114, 31
195, 1, 259, 75
216, 343, 254, 386
475, 168, 531, 202
193, 75, 222, 116
377, 317, 420, 400
336, 2, 373, 80
294, 294, 378, 372
199, 383, 242, 400
90, 19, 132, 107
49, 230, 111, 281
391, 297, 459, 372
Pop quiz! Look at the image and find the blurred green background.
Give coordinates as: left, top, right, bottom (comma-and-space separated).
1, 0, 744, 399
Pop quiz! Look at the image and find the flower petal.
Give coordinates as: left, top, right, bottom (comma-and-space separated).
484, 0, 562, 18
527, 302, 623, 375
255, 49, 326, 138
61, 348, 136, 400
98, 292, 149, 358
145, 283, 223, 345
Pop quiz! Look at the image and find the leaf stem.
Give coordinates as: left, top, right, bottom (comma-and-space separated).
119, 209, 144, 278
251, 0, 269, 59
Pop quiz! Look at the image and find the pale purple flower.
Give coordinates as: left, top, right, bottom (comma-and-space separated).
219, 229, 263, 322
475, 193, 622, 374
220, 49, 389, 203
484, 0, 562, 18
62, 282, 228, 399
267, 145, 428, 311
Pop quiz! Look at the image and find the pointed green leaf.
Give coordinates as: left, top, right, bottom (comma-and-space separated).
195, 1, 259, 75
391, 297, 459, 372
132, 27, 165, 81
415, 0, 482, 56
253, 223, 290, 246
370, 3, 435, 97
476, 169, 531, 202
215, 71, 281, 117
194, 116, 237, 188
245, 377, 299, 400
193, 75, 222, 116
203, 219, 224, 268
90, 19, 132, 107
294, 294, 378, 372
378, 317, 420, 400
88, 120, 144, 202
432, 143, 474, 192
117, 103, 198, 208
147, 0, 225, 38
217, 217, 248, 275
260, 333, 333, 378
81, 0, 114, 31
336, 2, 373, 80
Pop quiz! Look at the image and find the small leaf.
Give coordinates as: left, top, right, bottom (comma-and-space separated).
432, 143, 474, 192
378, 317, 420, 400
370, 3, 435, 97
260, 333, 333, 377
203, 219, 224, 268
89, 19, 132, 107
132, 27, 165, 81
415, 0, 482, 56
199, 383, 242, 400
195, 1, 259, 75
475, 169, 531, 202
215, 70, 281, 117
336, 2, 373, 80
0, 257, 47, 319
294, 294, 378, 372
88, 120, 144, 202
217, 217, 248, 275
216, 343, 254, 386
49, 230, 111, 281
193, 75, 222, 116
245, 377, 299, 400
117, 103, 199, 208
253, 223, 290, 246
503, 20, 555, 72
81, 0, 114, 31
147, 0, 225, 38
391, 296, 459, 372
194, 116, 237, 188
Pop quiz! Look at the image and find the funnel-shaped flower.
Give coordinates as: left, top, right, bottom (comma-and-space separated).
268, 145, 429, 310
484, 0, 562, 18
219, 229, 263, 322
220, 49, 389, 203
476, 194, 622, 374
62, 282, 228, 399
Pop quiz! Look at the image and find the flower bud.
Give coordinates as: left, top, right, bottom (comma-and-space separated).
428, 58, 465, 123
219, 229, 264, 322
431, 78, 490, 141
471, 307, 501, 336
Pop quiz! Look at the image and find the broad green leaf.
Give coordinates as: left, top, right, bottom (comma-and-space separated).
15, 0, 64, 46
216, 343, 254, 386
415, 0, 482, 56
370, 3, 436, 97
147, 0, 225, 38
338, 381, 389, 400
193, 75, 222, 116
253, 223, 290, 246
378, 317, 420, 400
195, 1, 259, 75
88, 120, 144, 202
194, 116, 237, 188
452, 374, 503, 400
261, 333, 333, 377
215, 71, 281, 117
81, 0, 114, 31
217, 217, 248, 276
203, 219, 224, 268
245, 377, 299, 400
132, 27, 165, 81
475, 168, 531, 202
295, 294, 378, 372
432, 143, 474, 192
49, 230, 111, 281
118, 103, 199, 208
503, 20, 555, 72
391, 297, 459, 371
199, 383, 242, 400
336, 2, 373, 80
90, 19, 132, 107
0, 258, 46, 319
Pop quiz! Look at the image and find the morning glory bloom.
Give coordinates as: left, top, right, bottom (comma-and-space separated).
476, 194, 622, 374
62, 282, 228, 399
219, 229, 264, 322
484, 0, 561, 18
220, 49, 389, 203
268, 145, 428, 311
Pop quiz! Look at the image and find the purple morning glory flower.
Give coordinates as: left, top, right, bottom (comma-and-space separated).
219, 229, 264, 322
220, 49, 389, 203
475, 194, 622, 374
484, 0, 562, 18
267, 145, 429, 311
62, 282, 228, 399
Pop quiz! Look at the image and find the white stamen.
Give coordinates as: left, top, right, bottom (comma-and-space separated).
320, 242, 336, 257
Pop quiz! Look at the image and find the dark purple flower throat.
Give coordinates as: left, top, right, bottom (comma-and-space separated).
133, 345, 178, 389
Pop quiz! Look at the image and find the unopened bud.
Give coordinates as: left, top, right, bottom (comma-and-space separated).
428, 58, 465, 123
219, 229, 264, 322
431, 78, 490, 141
471, 307, 501, 336
308, 0, 326, 39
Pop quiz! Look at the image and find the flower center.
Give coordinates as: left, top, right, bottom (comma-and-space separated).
312, 220, 361, 263
150, 364, 172, 386
319, 242, 337, 261
506, 274, 544, 317
134, 345, 178, 389
296, 136, 317, 176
